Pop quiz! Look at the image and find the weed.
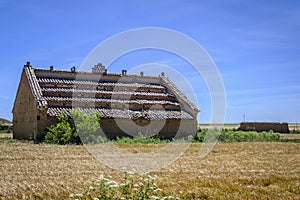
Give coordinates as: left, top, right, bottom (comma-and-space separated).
69, 173, 177, 200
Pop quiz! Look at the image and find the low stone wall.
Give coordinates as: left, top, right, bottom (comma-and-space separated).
239, 122, 290, 133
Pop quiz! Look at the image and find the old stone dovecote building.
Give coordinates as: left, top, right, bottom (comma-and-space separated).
13, 62, 199, 140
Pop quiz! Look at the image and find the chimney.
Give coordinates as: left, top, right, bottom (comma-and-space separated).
24, 61, 31, 68
71, 66, 76, 73
50, 66, 54, 71
122, 69, 127, 76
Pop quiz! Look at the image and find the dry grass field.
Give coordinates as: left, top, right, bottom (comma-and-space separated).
281, 134, 300, 140
0, 133, 12, 139
199, 124, 240, 130
289, 124, 300, 130
0, 141, 299, 199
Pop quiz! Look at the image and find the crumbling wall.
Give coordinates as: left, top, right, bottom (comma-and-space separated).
239, 122, 289, 133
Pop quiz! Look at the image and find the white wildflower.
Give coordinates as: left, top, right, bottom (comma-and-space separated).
141, 172, 148, 176
151, 195, 160, 199
105, 180, 118, 186
127, 171, 135, 175
144, 178, 150, 182
89, 186, 94, 190
108, 184, 118, 188
99, 175, 104, 180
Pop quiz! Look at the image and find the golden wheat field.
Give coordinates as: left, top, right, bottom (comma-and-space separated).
0, 141, 299, 199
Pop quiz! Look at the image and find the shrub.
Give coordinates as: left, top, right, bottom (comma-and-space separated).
45, 112, 79, 145
34, 132, 46, 143
195, 128, 221, 142
290, 129, 300, 134
114, 133, 169, 144
195, 129, 208, 142
71, 109, 101, 144
45, 109, 101, 145
194, 129, 281, 143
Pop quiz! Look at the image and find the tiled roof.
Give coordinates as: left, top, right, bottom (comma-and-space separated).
160, 75, 199, 112
25, 65, 198, 120
25, 66, 48, 108
40, 87, 171, 97
37, 77, 165, 89
47, 106, 193, 120
44, 96, 180, 106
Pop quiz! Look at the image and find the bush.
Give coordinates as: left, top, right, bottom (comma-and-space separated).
195, 129, 281, 143
290, 129, 300, 134
45, 109, 101, 145
71, 109, 101, 144
45, 112, 80, 145
34, 132, 46, 143
114, 133, 169, 144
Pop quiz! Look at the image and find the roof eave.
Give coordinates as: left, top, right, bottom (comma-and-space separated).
24, 63, 48, 109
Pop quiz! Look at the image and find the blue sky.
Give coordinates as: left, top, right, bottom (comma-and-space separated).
0, 0, 299, 123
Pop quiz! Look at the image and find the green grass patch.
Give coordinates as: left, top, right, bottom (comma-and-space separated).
279, 138, 300, 143
0, 138, 16, 143
0, 129, 12, 133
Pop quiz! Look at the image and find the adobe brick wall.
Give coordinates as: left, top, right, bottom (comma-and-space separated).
12, 69, 38, 139
99, 118, 197, 139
